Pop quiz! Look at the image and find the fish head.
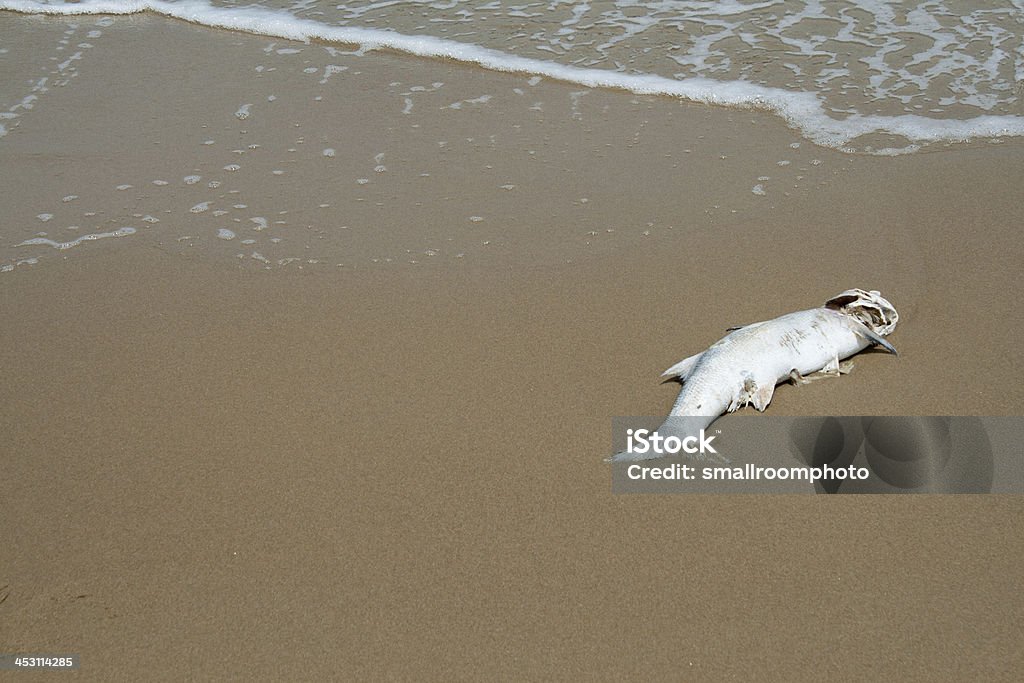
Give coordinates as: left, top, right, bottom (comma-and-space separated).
824, 289, 898, 336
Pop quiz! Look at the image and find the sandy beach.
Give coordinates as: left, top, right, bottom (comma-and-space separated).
2, 9, 1023, 680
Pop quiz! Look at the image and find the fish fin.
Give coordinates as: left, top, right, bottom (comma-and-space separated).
822, 356, 841, 375
752, 382, 775, 411
662, 352, 703, 380
852, 320, 898, 355
792, 361, 855, 385
789, 370, 812, 385
727, 376, 773, 412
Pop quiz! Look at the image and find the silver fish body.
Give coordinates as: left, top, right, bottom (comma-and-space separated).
611, 289, 898, 462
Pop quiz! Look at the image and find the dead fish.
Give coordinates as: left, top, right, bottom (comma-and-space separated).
610, 289, 898, 462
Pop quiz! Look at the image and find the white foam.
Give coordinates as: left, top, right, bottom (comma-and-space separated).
3, 0, 1022, 151
319, 64, 348, 85
1, 257, 39, 273
17, 226, 135, 250
448, 94, 493, 109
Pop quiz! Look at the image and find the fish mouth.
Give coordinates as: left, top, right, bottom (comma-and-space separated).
825, 289, 899, 336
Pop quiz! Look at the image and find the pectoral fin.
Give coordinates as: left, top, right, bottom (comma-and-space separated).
752, 382, 775, 411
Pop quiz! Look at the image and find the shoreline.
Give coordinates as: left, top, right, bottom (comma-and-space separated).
3, 1, 1022, 153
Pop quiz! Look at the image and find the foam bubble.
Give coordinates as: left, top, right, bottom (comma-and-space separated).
1, 257, 39, 273
319, 64, 348, 85
16, 226, 136, 250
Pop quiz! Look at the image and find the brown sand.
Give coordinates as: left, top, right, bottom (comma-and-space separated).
2, 12, 1023, 681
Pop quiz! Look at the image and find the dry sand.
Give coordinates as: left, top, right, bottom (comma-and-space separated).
1, 12, 1023, 681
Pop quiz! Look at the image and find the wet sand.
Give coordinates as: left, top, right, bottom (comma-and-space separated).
2, 12, 1023, 680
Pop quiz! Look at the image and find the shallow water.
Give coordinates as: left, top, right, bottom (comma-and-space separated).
3, 0, 1023, 153
1, 1, 1022, 273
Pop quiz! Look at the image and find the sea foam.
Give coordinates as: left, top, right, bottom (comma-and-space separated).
16, 226, 136, 250
2, 0, 1023, 153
